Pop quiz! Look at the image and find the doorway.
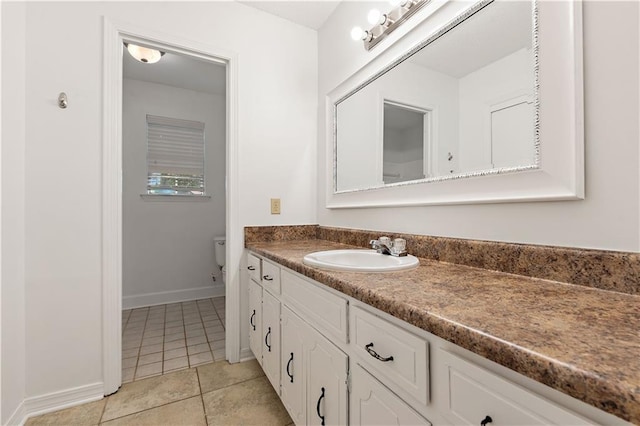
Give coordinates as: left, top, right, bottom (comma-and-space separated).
102, 20, 240, 395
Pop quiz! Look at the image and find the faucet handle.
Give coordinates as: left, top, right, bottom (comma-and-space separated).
379, 236, 391, 246
369, 239, 380, 249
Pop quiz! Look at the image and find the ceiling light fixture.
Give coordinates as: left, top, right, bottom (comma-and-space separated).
124, 43, 165, 64
351, 0, 428, 51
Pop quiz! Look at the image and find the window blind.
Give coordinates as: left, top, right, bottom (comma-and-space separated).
147, 115, 205, 176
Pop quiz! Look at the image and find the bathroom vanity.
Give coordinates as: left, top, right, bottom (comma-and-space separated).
245, 232, 638, 425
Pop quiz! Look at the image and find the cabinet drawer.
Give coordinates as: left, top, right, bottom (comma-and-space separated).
247, 253, 261, 283
440, 350, 590, 425
281, 270, 348, 344
261, 260, 281, 294
351, 305, 429, 405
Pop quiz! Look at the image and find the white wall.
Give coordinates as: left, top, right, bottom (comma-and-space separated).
318, 1, 640, 252
122, 78, 225, 308
1, 2, 27, 423
1, 0, 317, 410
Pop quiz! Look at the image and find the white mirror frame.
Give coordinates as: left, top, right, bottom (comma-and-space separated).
326, 0, 583, 208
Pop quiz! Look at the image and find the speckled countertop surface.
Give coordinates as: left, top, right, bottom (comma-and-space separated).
246, 239, 640, 424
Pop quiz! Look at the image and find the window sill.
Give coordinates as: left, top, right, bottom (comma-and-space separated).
140, 194, 212, 202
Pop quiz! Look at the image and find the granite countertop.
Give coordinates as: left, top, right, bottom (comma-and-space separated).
246, 239, 640, 424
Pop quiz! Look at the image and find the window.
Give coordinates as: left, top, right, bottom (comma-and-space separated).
146, 115, 205, 195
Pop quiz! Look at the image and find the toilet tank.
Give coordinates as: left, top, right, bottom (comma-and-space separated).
214, 236, 226, 267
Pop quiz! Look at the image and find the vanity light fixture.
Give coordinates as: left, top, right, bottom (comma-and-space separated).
351, 0, 429, 51
124, 42, 165, 64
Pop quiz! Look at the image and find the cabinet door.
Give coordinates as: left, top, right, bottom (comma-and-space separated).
351, 364, 432, 426
281, 306, 307, 425
306, 329, 348, 426
248, 280, 262, 364
262, 289, 281, 394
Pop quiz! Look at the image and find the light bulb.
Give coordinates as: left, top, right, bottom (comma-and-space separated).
368, 9, 382, 25
351, 26, 364, 41
126, 43, 163, 64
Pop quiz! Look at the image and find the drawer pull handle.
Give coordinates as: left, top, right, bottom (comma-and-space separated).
265, 327, 271, 352
248, 265, 256, 271
250, 310, 256, 331
316, 387, 325, 425
481, 416, 493, 426
365, 343, 394, 362
286, 352, 294, 383
263, 275, 273, 281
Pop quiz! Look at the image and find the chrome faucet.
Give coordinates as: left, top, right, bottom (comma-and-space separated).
369, 237, 407, 257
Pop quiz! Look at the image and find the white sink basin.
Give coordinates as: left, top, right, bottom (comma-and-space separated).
302, 249, 419, 272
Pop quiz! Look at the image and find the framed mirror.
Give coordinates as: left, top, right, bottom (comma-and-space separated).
326, 0, 583, 208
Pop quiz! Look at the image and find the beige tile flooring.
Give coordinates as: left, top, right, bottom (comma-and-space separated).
26, 359, 293, 426
122, 297, 226, 383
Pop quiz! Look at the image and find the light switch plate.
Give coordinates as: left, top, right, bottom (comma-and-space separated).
270, 198, 281, 214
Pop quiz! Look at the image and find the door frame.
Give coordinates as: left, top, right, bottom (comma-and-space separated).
102, 18, 240, 394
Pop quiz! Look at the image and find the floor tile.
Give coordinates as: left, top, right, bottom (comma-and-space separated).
188, 343, 211, 355
142, 329, 164, 338
164, 320, 183, 328
164, 332, 185, 343
103, 369, 200, 421
186, 328, 205, 338
164, 339, 185, 351
134, 362, 162, 380
189, 351, 213, 367
165, 326, 183, 335
122, 368, 135, 384
197, 359, 264, 394
186, 335, 207, 346
141, 336, 163, 346
163, 356, 189, 373
164, 347, 187, 360
122, 347, 139, 359
122, 357, 137, 369
121, 297, 225, 384
202, 376, 291, 426
122, 340, 141, 350
137, 352, 162, 366
102, 396, 205, 426
25, 398, 106, 426
139, 343, 163, 356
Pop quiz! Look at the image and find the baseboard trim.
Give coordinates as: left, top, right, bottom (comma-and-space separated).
123, 284, 224, 309
5, 401, 26, 426
20, 382, 104, 425
239, 347, 255, 363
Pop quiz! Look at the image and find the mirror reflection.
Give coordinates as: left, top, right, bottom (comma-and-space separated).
335, 0, 536, 192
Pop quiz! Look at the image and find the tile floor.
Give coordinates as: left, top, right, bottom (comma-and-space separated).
26, 359, 293, 426
121, 297, 226, 383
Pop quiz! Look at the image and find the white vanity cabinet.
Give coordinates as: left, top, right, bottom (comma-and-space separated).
262, 289, 281, 393
247, 254, 281, 394
247, 251, 612, 426
248, 279, 262, 365
350, 363, 431, 426
281, 306, 308, 425
281, 303, 349, 426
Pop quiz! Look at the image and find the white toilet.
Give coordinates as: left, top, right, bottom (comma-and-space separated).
214, 236, 226, 284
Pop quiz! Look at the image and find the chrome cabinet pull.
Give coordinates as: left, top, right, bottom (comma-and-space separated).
286, 352, 294, 383
365, 342, 394, 362
481, 416, 493, 426
250, 310, 256, 331
316, 387, 325, 425
265, 327, 271, 352
263, 275, 273, 281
